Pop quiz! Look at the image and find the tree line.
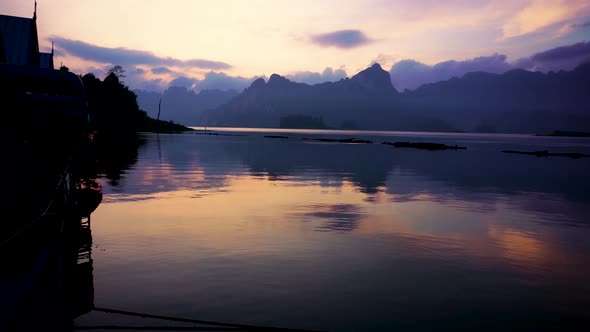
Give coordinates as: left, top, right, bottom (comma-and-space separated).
79, 65, 191, 138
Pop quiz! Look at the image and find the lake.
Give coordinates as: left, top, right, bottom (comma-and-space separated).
75, 128, 590, 331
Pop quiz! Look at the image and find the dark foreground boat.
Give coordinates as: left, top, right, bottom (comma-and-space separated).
1, 63, 97, 331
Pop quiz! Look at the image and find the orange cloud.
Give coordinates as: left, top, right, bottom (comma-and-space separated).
501, 0, 590, 39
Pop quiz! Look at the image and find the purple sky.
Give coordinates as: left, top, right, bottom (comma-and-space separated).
1, 0, 589, 91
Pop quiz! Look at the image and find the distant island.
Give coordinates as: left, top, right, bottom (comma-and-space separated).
536, 130, 590, 137
279, 115, 361, 130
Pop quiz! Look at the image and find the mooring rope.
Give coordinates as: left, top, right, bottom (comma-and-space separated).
75, 326, 241, 331
75, 307, 326, 332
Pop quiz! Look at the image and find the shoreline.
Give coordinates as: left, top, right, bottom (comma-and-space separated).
188, 126, 590, 139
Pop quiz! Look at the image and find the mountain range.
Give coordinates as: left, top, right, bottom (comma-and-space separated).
402, 62, 590, 132
136, 62, 590, 133
135, 87, 238, 125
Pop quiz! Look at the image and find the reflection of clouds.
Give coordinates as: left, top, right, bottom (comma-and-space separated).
101, 134, 242, 199
486, 223, 590, 283
294, 203, 365, 232
101, 132, 590, 228
104, 166, 232, 201
102, 194, 154, 203
488, 225, 546, 273
503, 192, 590, 227
354, 209, 586, 281
384, 167, 590, 225
92, 132, 590, 325
102, 187, 233, 203
385, 170, 500, 215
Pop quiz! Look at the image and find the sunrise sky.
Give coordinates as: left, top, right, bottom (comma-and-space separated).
1, 0, 589, 91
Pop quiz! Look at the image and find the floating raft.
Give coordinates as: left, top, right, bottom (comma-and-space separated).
264, 135, 289, 139
383, 141, 467, 150
309, 138, 373, 144
502, 150, 590, 159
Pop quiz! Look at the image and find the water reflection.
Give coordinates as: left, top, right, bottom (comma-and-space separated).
295, 203, 365, 232
92, 133, 146, 187
83, 130, 590, 331
104, 132, 590, 226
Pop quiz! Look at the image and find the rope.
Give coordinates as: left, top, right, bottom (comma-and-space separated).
75, 325, 241, 331
90, 307, 325, 332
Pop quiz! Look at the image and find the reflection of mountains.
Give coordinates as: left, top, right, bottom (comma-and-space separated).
114, 134, 590, 221
101, 134, 238, 198
226, 137, 590, 207
86, 133, 146, 188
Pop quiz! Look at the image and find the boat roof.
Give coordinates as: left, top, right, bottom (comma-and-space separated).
0, 14, 39, 67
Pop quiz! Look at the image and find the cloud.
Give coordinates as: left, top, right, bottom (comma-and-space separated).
531, 41, 590, 62
193, 71, 262, 92
151, 66, 173, 74
310, 30, 373, 49
501, 0, 590, 39
101, 65, 167, 92
572, 20, 590, 28
513, 40, 590, 71
51, 36, 231, 70
169, 68, 348, 92
169, 76, 199, 89
286, 67, 347, 85
390, 54, 513, 91
390, 40, 590, 90
135, 78, 166, 92
369, 54, 397, 68
49, 37, 253, 93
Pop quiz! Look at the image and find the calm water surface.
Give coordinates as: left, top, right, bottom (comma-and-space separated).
76, 128, 590, 331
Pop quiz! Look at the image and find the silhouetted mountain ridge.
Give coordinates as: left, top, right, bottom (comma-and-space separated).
350, 63, 397, 94
398, 62, 590, 132
200, 63, 445, 130
202, 62, 589, 133
404, 62, 590, 113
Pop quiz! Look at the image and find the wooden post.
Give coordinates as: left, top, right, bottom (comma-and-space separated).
156, 98, 162, 133
156, 98, 162, 121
